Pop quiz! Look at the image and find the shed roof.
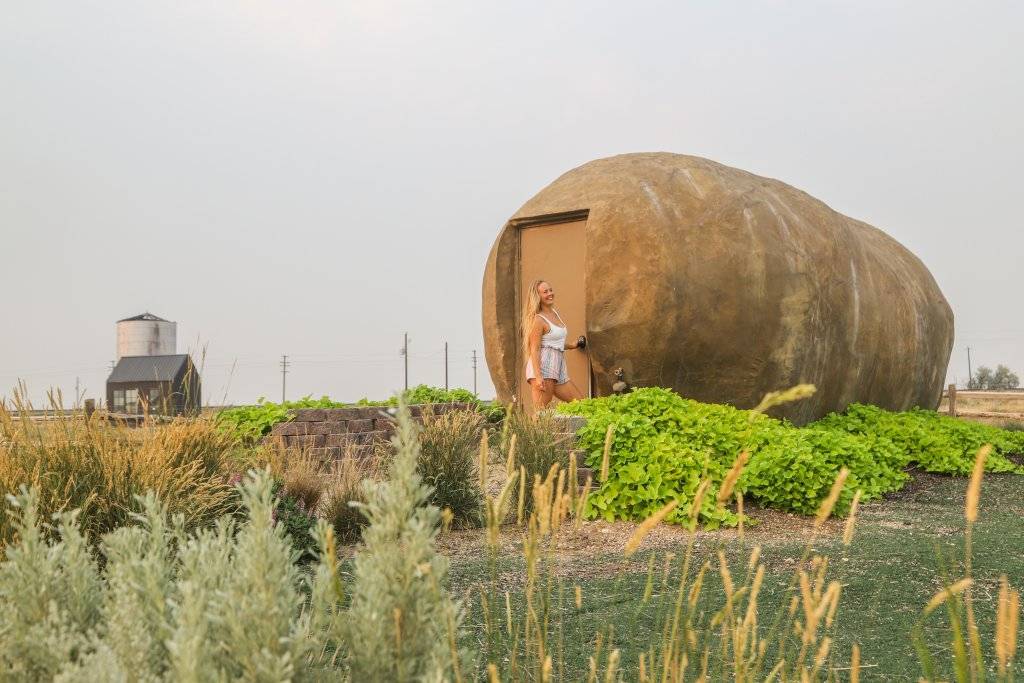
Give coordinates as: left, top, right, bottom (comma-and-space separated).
118, 312, 170, 323
108, 355, 191, 383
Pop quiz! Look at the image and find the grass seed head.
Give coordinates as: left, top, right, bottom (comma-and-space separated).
965, 444, 991, 523
689, 479, 711, 529
750, 383, 817, 415
717, 550, 734, 599
600, 424, 614, 482
925, 578, 973, 614
996, 574, 1019, 673
736, 492, 745, 539
843, 489, 862, 546
504, 433, 518, 476
717, 451, 749, 504
815, 467, 849, 527
624, 500, 678, 557
478, 431, 489, 493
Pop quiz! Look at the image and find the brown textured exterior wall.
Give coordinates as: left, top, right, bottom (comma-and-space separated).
482, 153, 954, 424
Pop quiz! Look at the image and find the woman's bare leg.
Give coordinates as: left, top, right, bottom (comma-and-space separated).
530, 378, 555, 410
553, 380, 582, 403
529, 378, 552, 410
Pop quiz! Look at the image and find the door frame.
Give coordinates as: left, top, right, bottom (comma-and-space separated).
512, 209, 592, 405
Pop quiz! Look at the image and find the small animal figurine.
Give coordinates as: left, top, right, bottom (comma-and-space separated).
611, 368, 630, 394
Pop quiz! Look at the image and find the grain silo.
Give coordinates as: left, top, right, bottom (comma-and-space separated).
481, 153, 954, 424
116, 312, 177, 360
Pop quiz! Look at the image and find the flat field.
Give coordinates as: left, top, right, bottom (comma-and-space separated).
939, 391, 1024, 426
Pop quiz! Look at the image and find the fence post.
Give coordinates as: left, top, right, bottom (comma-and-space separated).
948, 383, 957, 417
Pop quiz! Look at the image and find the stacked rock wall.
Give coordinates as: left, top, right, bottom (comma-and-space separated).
266, 403, 475, 459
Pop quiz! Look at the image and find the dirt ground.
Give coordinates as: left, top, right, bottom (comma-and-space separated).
435, 478, 846, 583
439, 511, 842, 585
435, 464, 1018, 589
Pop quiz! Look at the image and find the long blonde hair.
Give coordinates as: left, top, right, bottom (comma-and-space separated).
521, 279, 548, 354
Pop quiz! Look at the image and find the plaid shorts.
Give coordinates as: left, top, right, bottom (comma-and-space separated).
525, 347, 569, 385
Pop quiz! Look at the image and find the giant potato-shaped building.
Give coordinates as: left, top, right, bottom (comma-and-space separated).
482, 153, 954, 424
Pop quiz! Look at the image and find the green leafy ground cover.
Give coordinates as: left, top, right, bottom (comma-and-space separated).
558, 388, 1024, 527
215, 396, 346, 443
215, 385, 497, 442
356, 384, 478, 407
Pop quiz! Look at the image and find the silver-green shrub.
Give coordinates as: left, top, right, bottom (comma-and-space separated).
0, 488, 102, 681
346, 397, 468, 681
0, 473, 324, 680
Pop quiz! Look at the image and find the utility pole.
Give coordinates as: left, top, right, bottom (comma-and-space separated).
280, 355, 289, 403
444, 341, 449, 390
75, 377, 80, 410
967, 347, 973, 388
402, 333, 409, 391
472, 350, 477, 395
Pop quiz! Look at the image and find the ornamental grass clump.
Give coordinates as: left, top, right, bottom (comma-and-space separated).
0, 395, 235, 548
279, 451, 328, 513
499, 407, 567, 515
416, 409, 486, 528
319, 453, 377, 544
346, 396, 468, 680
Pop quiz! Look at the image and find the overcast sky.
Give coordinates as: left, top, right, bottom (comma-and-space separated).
2, 1, 1021, 407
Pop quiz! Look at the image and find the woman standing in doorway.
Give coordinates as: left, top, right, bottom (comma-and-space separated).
523, 279, 586, 410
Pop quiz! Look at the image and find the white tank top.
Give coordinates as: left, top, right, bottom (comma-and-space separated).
537, 310, 567, 351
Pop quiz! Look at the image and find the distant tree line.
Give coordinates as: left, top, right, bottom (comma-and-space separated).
967, 364, 1020, 390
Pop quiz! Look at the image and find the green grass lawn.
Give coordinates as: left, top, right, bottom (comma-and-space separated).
450, 472, 1024, 680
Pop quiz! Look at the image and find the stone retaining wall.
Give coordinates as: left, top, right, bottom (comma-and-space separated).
266, 405, 591, 482
266, 402, 475, 459
550, 415, 592, 486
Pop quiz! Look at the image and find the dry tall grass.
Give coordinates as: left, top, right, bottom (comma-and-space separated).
417, 409, 486, 527
319, 453, 379, 543
498, 407, 568, 515
0, 398, 236, 547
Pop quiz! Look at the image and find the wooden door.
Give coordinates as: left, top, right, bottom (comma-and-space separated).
518, 219, 589, 408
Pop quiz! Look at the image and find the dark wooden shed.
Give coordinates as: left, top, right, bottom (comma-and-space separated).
106, 354, 201, 416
